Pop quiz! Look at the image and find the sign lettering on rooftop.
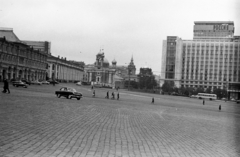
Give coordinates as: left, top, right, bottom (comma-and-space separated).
213, 24, 228, 31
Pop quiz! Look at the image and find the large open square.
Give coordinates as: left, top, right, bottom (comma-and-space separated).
0, 83, 240, 157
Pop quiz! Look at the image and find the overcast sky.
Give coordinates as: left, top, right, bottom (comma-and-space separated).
1, 0, 240, 75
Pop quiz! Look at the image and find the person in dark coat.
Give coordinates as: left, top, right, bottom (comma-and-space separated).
219, 105, 221, 111
203, 99, 205, 105
152, 97, 154, 104
111, 92, 115, 99
52, 80, 55, 86
105, 91, 109, 99
117, 92, 119, 100
92, 90, 95, 97
2, 79, 10, 93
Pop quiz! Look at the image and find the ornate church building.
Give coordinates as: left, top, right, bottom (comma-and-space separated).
86, 50, 115, 87
85, 49, 138, 88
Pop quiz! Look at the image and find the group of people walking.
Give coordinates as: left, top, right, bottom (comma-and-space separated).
91, 86, 120, 100
105, 91, 120, 100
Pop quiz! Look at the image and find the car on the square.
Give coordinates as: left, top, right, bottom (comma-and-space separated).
190, 95, 197, 98
93, 84, 102, 88
76, 81, 82, 86
21, 79, 31, 85
221, 97, 227, 101
41, 81, 50, 85
55, 87, 82, 100
31, 80, 42, 85
12, 81, 28, 88
48, 80, 59, 84
171, 92, 179, 96
236, 100, 240, 104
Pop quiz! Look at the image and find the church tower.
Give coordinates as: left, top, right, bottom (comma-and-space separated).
112, 58, 117, 67
128, 56, 136, 75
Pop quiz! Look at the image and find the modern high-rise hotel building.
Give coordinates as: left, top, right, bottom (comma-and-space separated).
161, 21, 240, 99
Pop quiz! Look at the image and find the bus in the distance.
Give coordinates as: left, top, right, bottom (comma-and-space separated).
196, 93, 217, 100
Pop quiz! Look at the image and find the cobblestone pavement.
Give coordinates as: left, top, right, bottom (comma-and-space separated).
0, 83, 240, 157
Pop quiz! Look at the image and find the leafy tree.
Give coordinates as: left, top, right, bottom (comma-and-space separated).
212, 88, 227, 99
162, 80, 175, 93
205, 87, 212, 93
138, 68, 157, 89
130, 81, 138, 89
195, 87, 204, 94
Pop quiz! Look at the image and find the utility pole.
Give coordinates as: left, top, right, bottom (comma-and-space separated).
128, 68, 130, 91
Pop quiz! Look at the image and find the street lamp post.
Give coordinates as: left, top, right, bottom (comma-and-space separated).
128, 68, 131, 91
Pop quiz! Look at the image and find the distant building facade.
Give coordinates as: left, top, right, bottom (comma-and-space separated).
0, 28, 48, 81
47, 55, 84, 82
161, 21, 240, 99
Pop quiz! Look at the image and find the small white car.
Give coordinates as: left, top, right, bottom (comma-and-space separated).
76, 82, 82, 86
41, 81, 50, 85
190, 95, 197, 98
31, 80, 42, 85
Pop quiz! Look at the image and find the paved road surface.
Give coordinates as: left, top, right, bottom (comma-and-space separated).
0, 83, 240, 157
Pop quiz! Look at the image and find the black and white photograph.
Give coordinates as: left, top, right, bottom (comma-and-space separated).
0, 0, 240, 156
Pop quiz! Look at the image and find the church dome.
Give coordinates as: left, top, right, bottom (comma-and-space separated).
103, 58, 109, 64
112, 59, 117, 64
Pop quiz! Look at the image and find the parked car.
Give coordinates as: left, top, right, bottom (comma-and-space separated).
48, 80, 59, 84
31, 80, 42, 85
82, 82, 91, 85
171, 92, 179, 96
236, 100, 240, 104
55, 87, 82, 100
12, 81, 28, 88
41, 81, 50, 85
93, 84, 102, 88
190, 95, 197, 98
21, 79, 31, 85
221, 98, 227, 101
76, 82, 82, 86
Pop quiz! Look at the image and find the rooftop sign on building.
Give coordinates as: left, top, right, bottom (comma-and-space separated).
193, 21, 234, 40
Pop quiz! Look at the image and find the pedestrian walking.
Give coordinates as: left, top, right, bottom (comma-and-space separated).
219, 105, 221, 111
151, 97, 154, 104
2, 79, 10, 94
111, 92, 115, 99
117, 92, 119, 100
93, 90, 95, 97
203, 99, 205, 105
105, 91, 109, 99
91, 86, 93, 90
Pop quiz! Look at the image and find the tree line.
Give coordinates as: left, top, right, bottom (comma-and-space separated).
161, 80, 227, 99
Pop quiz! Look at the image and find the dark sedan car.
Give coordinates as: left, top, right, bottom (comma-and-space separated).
49, 80, 59, 84
55, 87, 82, 100
21, 79, 31, 85
12, 81, 28, 88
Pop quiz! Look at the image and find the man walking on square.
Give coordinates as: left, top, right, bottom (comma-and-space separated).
152, 97, 154, 104
93, 90, 95, 97
117, 92, 119, 100
2, 79, 10, 94
111, 92, 115, 99
203, 99, 205, 105
105, 91, 109, 99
